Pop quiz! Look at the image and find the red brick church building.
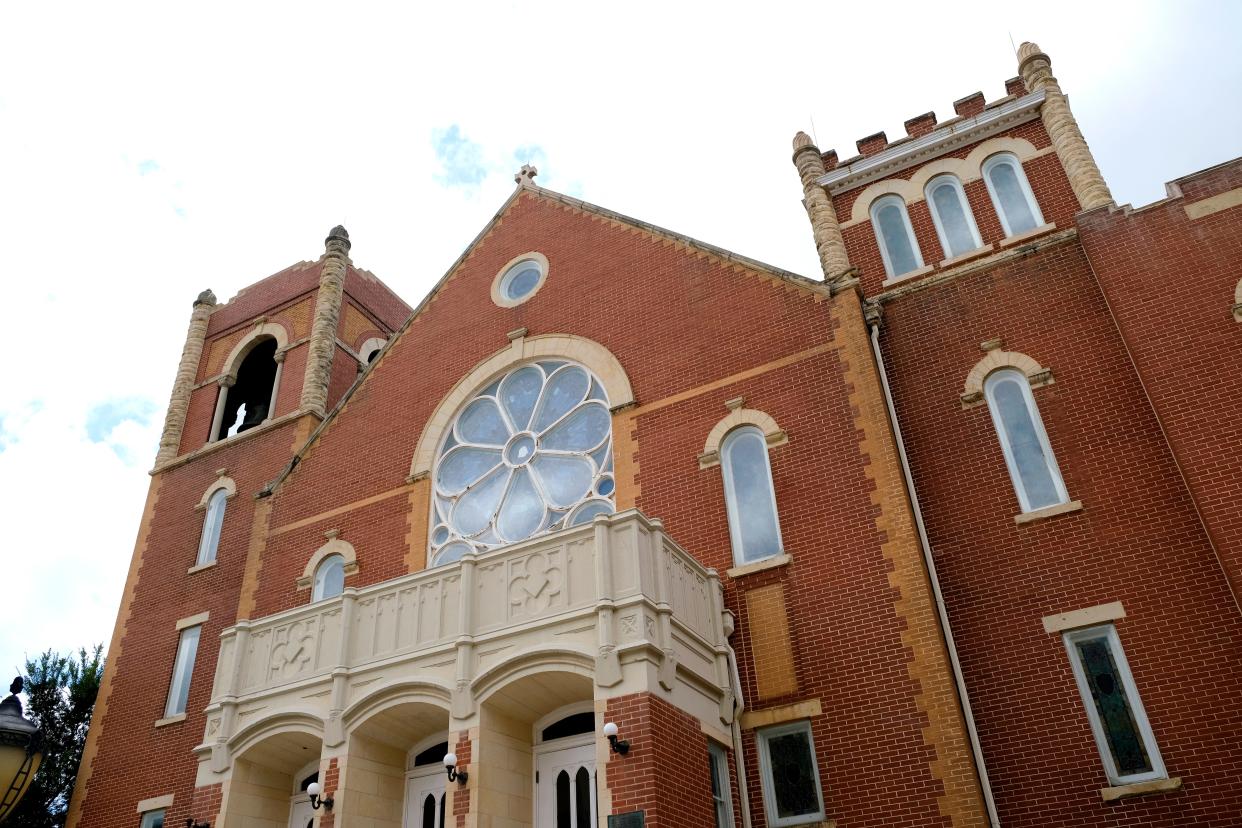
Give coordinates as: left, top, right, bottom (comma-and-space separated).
67, 43, 1242, 828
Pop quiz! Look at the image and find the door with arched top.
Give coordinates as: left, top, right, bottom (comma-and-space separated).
535, 743, 596, 827
404, 769, 446, 828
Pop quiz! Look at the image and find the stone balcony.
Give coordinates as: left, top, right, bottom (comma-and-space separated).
196, 509, 735, 774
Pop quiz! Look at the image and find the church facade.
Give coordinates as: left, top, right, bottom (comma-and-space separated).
67, 43, 1242, 828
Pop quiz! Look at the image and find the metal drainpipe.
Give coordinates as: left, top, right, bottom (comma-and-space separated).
726, 643, 753, 828
868, 320, 1001, 827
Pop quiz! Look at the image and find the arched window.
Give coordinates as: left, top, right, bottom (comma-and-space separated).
870, 195, 923, 279
982, 153, 1044, 237
312, 554, 346, 602
720, 426, 783, 565
925, 175, 982, 259
429, 361, 614, 566
218, 337, 279, 440
984, 369, 1068, 512
196, 488, 227, 566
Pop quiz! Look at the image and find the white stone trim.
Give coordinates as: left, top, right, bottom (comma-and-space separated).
1042, 601, 1125, 634
699, 406, 788, 469
195, 472, 237, 510
843, 138, 1051, 227
880, 263, 935, 288
409, 333, 634, 478
297, 532, 359, 590
357, 336, 387, 363
820, 91, 1046, 194
220, 321, 290, 380
1014, 499, 1083, 525
176, 611, 210, 631
1183, 186, 1242, 220
960, 349, 1053, 409
725, 553, 791, 580
1100, 777, 1182, 802
136, 794, 175, 813
490, 251, 549, 308
153, 713, 186, 728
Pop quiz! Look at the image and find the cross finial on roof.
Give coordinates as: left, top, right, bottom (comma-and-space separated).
515, 164, 538, 186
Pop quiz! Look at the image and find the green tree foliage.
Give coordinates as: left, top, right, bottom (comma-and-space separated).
7, 646, 104, 828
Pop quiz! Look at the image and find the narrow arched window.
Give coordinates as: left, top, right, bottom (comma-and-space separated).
312, 554, 345, 601
925, 175, 982, 259
721, 427, 783, 565
196, 489, 227, 566
870, 195, 923, 278
982, 154, 1044, 237
984, 369, 1068, 512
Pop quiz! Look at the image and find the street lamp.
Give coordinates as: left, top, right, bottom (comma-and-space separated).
0, 678, 43, 823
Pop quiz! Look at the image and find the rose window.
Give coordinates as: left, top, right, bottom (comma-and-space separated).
430, 361, 615, 565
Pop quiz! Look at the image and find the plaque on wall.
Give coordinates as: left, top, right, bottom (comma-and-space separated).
608, 812, 645, 828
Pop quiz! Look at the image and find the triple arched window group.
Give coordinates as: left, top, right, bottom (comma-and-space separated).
871, 153, 1045, 279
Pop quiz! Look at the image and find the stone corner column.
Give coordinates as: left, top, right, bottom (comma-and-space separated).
1017, 41, 1113, 211
155, 289, 217, 467
299, 226, 351, 417
791, 131, 853, 288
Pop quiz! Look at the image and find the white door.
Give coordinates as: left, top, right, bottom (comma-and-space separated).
404, 770, 447, 828
287, 798, 315, 828
536, 742, 596, 828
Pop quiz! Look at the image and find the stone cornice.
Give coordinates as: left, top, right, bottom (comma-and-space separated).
817, 90, 1046, 194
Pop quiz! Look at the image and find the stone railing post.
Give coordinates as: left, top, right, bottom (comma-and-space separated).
208, 376, 234, 443
325, 590, 356, 747
211, 621, 249, 772
593, 515, 622, 686
155, 289, 215, 465
452, 555, 477, 718
648, 519, 678, 690
705, 569, 734, 723
1018, 41, 1113, 211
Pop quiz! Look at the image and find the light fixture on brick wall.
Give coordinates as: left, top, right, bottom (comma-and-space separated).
603, 722, 630, 755
444, 753, 468, 784
306, 781, 333, 811
0, 677, 43, 824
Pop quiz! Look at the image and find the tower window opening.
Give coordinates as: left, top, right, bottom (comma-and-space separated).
218, 337, 278, 440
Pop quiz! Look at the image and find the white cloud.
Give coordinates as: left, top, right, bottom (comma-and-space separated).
1, 0, 1238, 672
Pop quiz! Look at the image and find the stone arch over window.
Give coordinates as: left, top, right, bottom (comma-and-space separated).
297, 531, 358, 592
960, 349, 1053, 409
845, 136, 1048, 225
409, 333, 634, 479
698, 402, 788, 469
212, 322, 290, 441
357, 336, 387, 365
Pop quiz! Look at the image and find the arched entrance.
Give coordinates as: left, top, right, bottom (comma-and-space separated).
222, 721, 323, 828
403, 737, 449, 828
533, 703, 597, 828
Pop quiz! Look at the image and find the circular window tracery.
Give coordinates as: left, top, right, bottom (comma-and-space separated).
491, 253, 549, 308
431, 360, 615, 565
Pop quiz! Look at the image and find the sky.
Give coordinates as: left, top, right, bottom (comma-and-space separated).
2, 1, 1240, 678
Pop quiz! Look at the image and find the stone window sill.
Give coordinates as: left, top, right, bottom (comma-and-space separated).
999, 222, 1057, 248
1014, 500, 1083, 525
187, 560, 217, 575
1100, 776, 1182, 802
881, 264, 934, 288
154, 713, 186, 728
726, 553, 790, 579
938, 243, 994, 269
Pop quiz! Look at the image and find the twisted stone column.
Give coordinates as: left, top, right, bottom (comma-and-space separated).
299, 226, 351, 416
1018, 42, 1113, 211
155, 289, 216, 466
792, 132, 853, 285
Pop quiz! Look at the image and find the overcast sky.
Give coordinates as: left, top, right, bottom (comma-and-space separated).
2, 1, 1239, 678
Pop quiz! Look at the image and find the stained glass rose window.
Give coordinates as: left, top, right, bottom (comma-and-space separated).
430, 361, 615, 565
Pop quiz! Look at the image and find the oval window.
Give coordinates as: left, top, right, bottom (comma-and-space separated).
492, 253, 548, 307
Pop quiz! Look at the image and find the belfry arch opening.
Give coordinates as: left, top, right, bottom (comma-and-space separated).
218, 337, 278, 440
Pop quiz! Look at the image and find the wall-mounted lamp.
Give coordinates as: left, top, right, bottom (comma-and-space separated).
184, 820, 210, 828
306, 781, 334, 811
603, 722, 630, 755
443, 752, 468, 784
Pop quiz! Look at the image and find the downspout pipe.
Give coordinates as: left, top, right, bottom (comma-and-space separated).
867, 318, 1001, 827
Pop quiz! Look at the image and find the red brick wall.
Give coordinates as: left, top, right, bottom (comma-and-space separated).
875, 234, 1242, 824
1077, 159, 1242, 597
604, 693, 716, 828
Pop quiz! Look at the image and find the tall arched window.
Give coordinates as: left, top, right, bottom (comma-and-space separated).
721, 426, 783, 565
925, 175, 982, 259
312, 554, 345, 601
984, 369, 1068, 512
870, 195, 924, 279
982, 153, 1044, 237
196, 488, 227, 566
430, 361, 614, 566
